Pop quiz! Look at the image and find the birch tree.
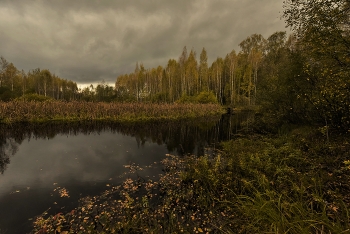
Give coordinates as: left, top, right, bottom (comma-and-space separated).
178, 46, 188, 96
239, 34, 266, 105
0, 57, 8, 87
199, 48, 209, 92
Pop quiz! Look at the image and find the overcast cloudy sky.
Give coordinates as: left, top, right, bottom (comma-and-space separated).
0, 0, 287, 87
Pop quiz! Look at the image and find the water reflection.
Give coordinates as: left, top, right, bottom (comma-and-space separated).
0, 112, 253, 233
0, 113, 254, 174
0, 138, 19, 174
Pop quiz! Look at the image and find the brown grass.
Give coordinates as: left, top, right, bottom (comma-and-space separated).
0, 101, 225, 123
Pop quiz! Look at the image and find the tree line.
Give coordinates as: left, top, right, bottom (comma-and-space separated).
0, 59, 79, 101
0, 59, 117, 102
115, 35, 269, 106
114, 32, 309, 108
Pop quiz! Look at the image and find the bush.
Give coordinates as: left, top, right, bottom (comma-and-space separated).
150, 92, 169, 103
195, 91, 218, 104
176, 94, 196, 103
15, 93, 53, 102
176, 91, 218, 104
0, 87, 13, 101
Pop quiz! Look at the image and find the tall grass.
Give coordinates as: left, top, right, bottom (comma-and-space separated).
199, 134, 350, 233
0, 101, 224, 123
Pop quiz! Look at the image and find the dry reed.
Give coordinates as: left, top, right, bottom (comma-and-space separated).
0, 101, 224, 123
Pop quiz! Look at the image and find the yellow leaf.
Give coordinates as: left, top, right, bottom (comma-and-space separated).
198, 227, 204, 233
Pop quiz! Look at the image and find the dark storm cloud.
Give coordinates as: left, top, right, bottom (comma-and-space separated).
0, 0, 286, 86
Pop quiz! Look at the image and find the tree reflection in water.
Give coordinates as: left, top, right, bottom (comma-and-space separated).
0, 111, 254, 175
0, 137, 19, 174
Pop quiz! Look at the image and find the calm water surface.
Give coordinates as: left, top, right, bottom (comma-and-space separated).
0, 113, 253, 233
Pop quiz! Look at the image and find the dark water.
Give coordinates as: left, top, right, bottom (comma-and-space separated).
0, 112, 253, 233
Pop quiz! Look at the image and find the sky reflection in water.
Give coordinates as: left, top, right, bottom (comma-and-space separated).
0, 127, 172, 233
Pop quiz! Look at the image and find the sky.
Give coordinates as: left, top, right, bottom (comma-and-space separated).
0, 0, 287, 88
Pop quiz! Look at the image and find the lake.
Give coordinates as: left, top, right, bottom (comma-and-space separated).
0, 112, 253, 233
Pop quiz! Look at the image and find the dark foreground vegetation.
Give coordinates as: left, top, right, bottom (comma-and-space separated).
31, 128, 350, 233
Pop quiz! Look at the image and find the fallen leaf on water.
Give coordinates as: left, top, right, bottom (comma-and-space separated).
58, 188, 69, 198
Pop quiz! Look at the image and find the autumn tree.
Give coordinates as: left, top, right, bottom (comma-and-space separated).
185, 49, 199, 96
178, 46, 188, 96
239, 34, 266, 105
223, 50, 238, 105
20, 70, 27, 95
40, 69, 52, 97
0, 57, 9, 88
209, 57, 224, 104
165, 59, 179, 102
259, 31, 288, 106
5, 63, 19, 92
283, 0, 350, 130
199, 48, 209, 92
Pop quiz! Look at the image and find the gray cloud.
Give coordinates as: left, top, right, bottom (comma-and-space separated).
0, 0, 287, 86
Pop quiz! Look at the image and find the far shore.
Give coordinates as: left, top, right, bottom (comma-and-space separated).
0, 101, 225, 124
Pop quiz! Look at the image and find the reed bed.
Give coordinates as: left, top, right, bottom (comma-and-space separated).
0, 101, 224, 123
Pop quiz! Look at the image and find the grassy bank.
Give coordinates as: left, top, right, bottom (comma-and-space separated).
31, 127, 350, 233
0, 101, 225, 124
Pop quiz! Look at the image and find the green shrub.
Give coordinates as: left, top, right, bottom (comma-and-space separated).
0, 87, 13, 101
176, 91, 218, 104
195, 91, 218, 104
176, 94, 196, 103
15, 93, 53, 102
150, 92, 169, 103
